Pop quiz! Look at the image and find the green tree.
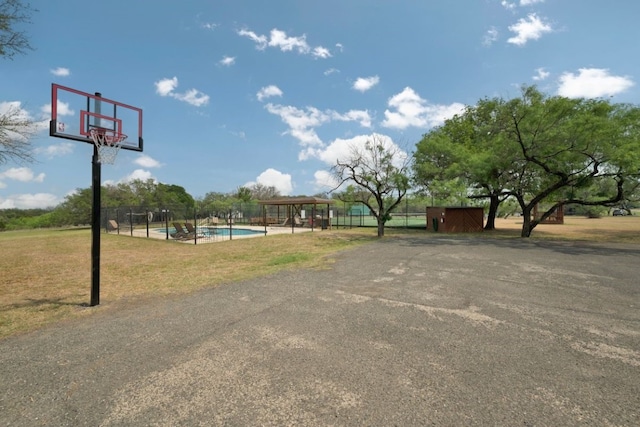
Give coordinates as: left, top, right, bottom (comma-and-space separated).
415, 86, 640, 237
414, 98, 518, 230
248, 183, 280, 200
331, 134, 411, 237
155, 183, 194, 208
235, 186, 253, 203
54, 188, 93, 226
200, 191, 234, 216
503, 87, 640, 236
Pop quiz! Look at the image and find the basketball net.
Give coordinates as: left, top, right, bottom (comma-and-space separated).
89, 128, 127, 164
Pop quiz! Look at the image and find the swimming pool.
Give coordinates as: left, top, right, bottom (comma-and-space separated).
156, 227, 265, 237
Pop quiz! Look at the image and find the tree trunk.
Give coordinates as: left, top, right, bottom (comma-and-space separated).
484, 194, 499, 230
521, 207, 533, 237
377, 218, 385, 237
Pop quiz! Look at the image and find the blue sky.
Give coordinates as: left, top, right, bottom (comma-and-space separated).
1, 0, 639, 208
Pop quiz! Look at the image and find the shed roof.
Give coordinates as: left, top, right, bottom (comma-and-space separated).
257, 197, 335, 206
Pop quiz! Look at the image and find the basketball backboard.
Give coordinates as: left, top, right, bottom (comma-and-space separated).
50, 83, 143, 152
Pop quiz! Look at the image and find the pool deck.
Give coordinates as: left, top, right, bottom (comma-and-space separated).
112, 224, 317, 243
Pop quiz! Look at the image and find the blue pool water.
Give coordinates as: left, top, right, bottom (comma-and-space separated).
157, 227, 265, 237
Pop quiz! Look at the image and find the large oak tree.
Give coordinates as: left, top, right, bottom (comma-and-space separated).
414, 86, 640, 237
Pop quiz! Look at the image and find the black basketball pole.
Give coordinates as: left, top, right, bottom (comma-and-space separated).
90, 92, 102, 306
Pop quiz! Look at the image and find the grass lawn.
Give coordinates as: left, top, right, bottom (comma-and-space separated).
0, 229, 374, 339
490, 215, 640, 243
1, 215, 639, 339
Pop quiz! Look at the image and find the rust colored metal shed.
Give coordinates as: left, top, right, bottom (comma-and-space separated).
426, 207, 484, 233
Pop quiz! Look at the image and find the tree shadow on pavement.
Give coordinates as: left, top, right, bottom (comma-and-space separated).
384, 234, 640, 258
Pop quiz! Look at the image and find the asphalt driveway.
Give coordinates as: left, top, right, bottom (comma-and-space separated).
1, 236, 639, 426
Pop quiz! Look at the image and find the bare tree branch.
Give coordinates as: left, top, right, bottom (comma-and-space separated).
0, 0, 36, 60
330, 134, 411, 237
0, 102, 36, 164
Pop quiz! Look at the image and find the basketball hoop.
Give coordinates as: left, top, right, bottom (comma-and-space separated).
89, 128, 127, 164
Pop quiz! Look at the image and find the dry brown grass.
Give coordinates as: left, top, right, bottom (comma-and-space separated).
0, 229, 373, 339
488, 215, 640, 243
1, 216, 639, 339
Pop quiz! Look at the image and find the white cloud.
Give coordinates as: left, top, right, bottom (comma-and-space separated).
121, 169, 156, 184
0, 167, 45, 182
313, 136, 362, 165
174, 89, 210, 107
353, 76, 380, 92
41, 100, 74, 117
483, 27, 499, 47
313, 169, 339, 191
50, 67, 70, 77
0, 101, 49, 138
313, 133, 406, 166
155, 77, 179, 96
331, 110, 372, 128
154, 77, 209, 107
237, 28, 268, 49
502, 0, 543, 9
381, 87, 464, 130
312, 46, 332, 59
501, 1, 516, 10
0, 103, 46, 146
557, 68, 635, 98
0, 193, 59, 209
507, 14, 553, 46
309, 134, 408, 190
1, 101, 40, 125
202, 22, 218, 30
1, 101, 26, 118
34, 142, 74, 158
265, 104, 329, 147
257, 85, 283, 102
239, 27, 330, 59
268, 28, 310, 54
265, 103, 372, 156
103, 170, 156, 187
246, 168, 293, 196
324, 68, 340, 76
335, 43, 344, 52
134, 155, 162, 168
219, 56, 236, 66
533, 67, 550, 81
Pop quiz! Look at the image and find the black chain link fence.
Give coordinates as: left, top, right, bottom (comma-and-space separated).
101, 202, 428, 244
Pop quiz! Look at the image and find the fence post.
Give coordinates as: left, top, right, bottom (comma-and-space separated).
165, 208, 169, 240
193, 208, 197, 245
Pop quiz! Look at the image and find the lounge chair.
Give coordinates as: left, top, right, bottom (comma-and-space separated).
107, 220, 119, 232
171, 222, 193, 240
184, 222, 205, 238
272, 217, 290, 227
